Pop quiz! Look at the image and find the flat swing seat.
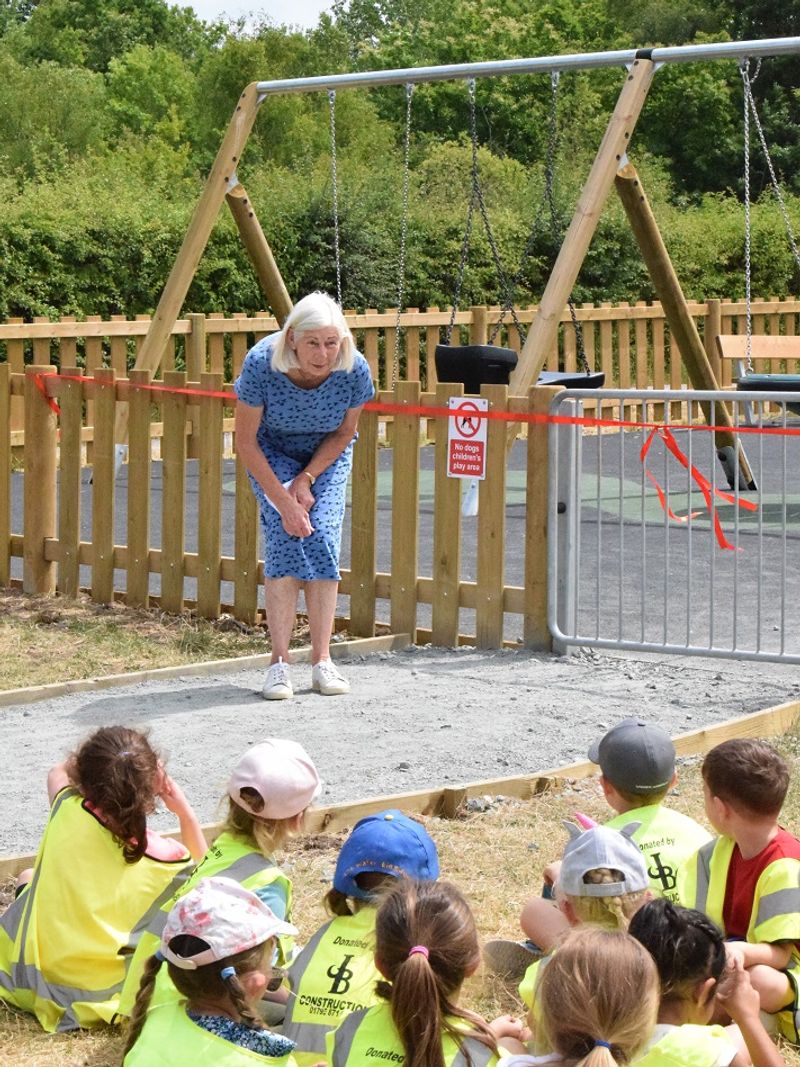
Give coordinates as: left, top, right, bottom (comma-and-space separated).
537, 370, 605, 389
736, 373, 800, 416
434, 344, 605, 393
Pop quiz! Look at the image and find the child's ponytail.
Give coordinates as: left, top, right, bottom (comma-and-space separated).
122, 953, 164, 1057
539, 927, 658, 1066
375, 880, 497, 1067
628, 897, 726, 1003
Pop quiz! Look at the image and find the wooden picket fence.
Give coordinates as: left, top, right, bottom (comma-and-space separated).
4, 295, 800, 645
3, 365, 556, 646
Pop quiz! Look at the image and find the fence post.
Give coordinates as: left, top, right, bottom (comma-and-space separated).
186, 313, 206, 460
23, 365, 58, 595
523, 384, 562, 650
470, 306, 489, 346
706, 298, 722, 384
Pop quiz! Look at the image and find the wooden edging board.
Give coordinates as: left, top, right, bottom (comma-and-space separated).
0, 632, 412, 710
1, 696, 797, 881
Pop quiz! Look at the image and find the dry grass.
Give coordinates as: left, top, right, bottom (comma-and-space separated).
3, 730, 800, 1065
0, 590, 311, 691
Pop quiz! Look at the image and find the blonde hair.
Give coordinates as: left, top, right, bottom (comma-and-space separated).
540, 927, 659, 1066
565, 867, 649, 932
271, 292, 355, 373
223, 796, 298, 856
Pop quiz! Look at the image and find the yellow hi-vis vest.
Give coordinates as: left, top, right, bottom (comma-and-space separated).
326, 1002, 501, 1066
123, 998, 300, 1065
282, 905, 381, 1064
605, 803, 711, 904
632, 1023, 737, 1066
0, 787, 193, 1032
518, 955, 552, 1055
118, 829, 292, 1017
680, 834, 800, 1043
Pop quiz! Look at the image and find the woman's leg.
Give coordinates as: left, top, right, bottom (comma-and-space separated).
264, 576, 302, 663
304, 579, 339, 663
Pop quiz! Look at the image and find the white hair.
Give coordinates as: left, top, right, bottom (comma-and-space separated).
271, 292, 355, 373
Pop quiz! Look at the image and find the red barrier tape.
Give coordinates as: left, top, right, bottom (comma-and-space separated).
31, 370, 786, 551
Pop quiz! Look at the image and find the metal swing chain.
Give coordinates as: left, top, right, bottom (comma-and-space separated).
742, 60, 800, 364
489, 71, 560, 345
447, 79, 523, 343
541, 72, 590, 375
740, 60, 754, 370
328, 89, 343, 306
392, 83, 414, 388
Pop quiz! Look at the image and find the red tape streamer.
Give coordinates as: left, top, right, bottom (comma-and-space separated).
640, 426, 757, 551
34, 372, 61, 416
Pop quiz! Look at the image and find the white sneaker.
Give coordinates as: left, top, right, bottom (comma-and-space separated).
262, 658, 293, 700
311, 659, 350, 696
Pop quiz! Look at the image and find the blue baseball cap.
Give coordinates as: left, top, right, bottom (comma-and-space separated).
334, 810, 440, 899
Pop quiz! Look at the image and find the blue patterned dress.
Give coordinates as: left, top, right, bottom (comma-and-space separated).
234, 335, 374, 581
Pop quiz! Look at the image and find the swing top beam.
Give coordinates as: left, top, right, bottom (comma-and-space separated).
255, 37, 800, 96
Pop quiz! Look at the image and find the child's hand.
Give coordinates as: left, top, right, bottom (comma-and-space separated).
542, 860, 562, 887
488, 1014, 530, 1041
158, 774, 191, 816
724, 941, 749, 970
717, 957, 761, 1022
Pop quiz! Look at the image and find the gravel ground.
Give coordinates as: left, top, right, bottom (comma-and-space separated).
3, 644, 800, 856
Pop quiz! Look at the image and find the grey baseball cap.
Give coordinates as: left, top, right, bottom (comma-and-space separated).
588, 718, 675, 796
560, 822, 648, 897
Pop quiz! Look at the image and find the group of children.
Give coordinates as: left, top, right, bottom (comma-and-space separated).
0, 715, 798, 1067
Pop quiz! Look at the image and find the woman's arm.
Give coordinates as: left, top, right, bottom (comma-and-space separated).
287, 405, 365, 510
234, 400, 313, 538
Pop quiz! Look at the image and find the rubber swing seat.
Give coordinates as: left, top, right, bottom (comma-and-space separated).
736, 373, 800, 417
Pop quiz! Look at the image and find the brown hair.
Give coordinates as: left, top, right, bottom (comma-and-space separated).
540, 927, 659, 1066
374, 879, 497, 1067
122, 938, 268, 1058
326, 872, 396, 917
566, 868, 649, 931
66, 726, 160, 864
609, 783, 670, 807
702, 739, 789, 816
224, 794, 298, 856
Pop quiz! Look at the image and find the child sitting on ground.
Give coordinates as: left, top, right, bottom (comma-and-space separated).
282, 809, 439, 1064
0, 725, 204, 1032
629, 896, 783, 1066
501, 927, 660, 1067
487, 718, 709, 978
516, 823, 652, 1056
326, 878, 525, 1066
680, 738, 800, 1044
123, 876, 317, 1064
119, 737, 321, 1017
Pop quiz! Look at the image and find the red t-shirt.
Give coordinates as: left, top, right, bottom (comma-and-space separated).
722, 827, 800, 939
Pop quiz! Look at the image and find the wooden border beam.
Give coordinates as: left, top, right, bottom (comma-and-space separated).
2, 697, 797, 879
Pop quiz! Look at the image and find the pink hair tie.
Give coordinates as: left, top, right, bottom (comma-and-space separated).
408, 945, 429, 959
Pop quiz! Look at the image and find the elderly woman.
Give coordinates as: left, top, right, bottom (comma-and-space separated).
234, 292, 374, 699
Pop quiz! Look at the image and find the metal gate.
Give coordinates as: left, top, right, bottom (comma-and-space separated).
548, 388, 800, 663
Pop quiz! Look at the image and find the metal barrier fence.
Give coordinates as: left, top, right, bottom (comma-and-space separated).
548, 388, 800, 663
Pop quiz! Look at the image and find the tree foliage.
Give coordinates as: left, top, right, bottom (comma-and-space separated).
1, 0, 799, 320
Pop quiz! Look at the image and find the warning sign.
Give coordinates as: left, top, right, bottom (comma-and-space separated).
447, 397, 488, 480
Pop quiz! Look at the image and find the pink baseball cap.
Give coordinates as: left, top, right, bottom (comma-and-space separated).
228, 738, 322, 819
161, 876, 298, 970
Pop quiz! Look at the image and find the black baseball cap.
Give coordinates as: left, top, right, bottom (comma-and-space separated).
588, 718, 676, 796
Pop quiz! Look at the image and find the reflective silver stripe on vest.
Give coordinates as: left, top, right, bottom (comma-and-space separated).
281, 920, 335, 1052
0, 960, 123, 1032
0, 789, 78, 957
329, 1006, 369, 1066
756, 886, 800, 928
451, 1036, 496, 1067
693, 839, 716, 916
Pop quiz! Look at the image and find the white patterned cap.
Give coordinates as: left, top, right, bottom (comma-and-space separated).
161, 876, 298, 970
